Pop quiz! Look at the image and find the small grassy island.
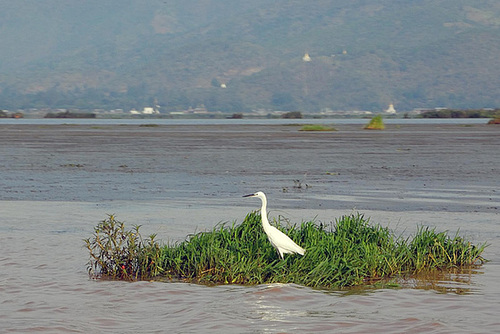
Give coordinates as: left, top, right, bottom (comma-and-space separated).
85, 213, 486, 289
364, 115, 385, 130
299, 124, 336, 131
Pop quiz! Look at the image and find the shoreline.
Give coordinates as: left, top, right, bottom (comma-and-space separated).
0, 117, 494, 126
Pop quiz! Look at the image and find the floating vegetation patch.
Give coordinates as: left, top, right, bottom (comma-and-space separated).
364, 115, 385, 130
299, 124, 336, 131
85, 213, 486, 289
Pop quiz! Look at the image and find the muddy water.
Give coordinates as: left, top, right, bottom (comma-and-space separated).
1, 123, 499, 333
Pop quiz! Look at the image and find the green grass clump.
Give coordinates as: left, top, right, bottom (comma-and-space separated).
364, 115, 385, 130
299, 124, 336, 131
159, 213, 486, 288
402, 226, 486, 273
85, 213, 487, 289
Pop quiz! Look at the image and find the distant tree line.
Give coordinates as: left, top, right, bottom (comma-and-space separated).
44, 110, 96, 118
421, 109, 500, 119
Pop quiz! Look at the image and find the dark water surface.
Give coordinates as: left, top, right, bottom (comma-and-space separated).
1, 123, 499, 333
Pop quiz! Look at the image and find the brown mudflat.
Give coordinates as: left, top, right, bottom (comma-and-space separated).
0, 122, 498, 212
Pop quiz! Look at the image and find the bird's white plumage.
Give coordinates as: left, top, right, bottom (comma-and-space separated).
243, 191, 305, 259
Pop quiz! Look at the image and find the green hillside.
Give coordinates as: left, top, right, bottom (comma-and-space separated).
0, 0, 499, 112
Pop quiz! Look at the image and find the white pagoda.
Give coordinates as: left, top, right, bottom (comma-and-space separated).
385, 104, 396, 114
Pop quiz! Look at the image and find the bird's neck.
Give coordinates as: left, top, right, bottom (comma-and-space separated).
260, 199, 271, 229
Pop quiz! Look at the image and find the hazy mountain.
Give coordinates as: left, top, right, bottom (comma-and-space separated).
1, 0, 499, 112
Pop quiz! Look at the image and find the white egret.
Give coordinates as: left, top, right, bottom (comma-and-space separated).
243, 191, 305, 259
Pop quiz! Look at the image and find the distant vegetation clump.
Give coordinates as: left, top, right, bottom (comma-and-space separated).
282, 111, 303, 119
86, 213, 487, 289
421, 109, 500, 119
299, 124, 336, 131
44, 111, 96, 118
228, 113, 243, 119
364, 115, 385, 130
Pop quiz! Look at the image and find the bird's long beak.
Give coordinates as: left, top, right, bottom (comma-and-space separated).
242, 193, 255, 197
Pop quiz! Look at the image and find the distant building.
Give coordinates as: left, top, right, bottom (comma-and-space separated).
192, 106, 208, 114
138, 107, 159, 114
385, 104, 396, 114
